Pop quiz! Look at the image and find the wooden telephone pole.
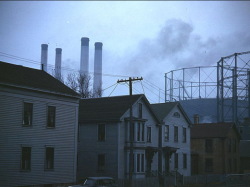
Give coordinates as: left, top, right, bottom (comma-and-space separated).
117, 77, 143, 187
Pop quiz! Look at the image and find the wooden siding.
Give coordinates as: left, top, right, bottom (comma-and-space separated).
77, 122, 119, 180
162, 106, 191, 176
0, 86, 79, 187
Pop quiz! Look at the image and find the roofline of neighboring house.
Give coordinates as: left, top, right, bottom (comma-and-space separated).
0, 82, 81, 100
176, 102, 193, 127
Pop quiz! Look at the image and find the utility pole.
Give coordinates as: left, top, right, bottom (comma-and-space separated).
117, 77, 143, 187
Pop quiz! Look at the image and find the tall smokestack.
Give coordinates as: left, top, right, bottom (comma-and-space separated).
55, 48, 62, 80
80, 37, 89, 76
93, 42, 103, 97
41, 44, 48, 72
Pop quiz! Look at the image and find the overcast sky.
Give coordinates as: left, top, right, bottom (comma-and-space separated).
1, 1, 250, 103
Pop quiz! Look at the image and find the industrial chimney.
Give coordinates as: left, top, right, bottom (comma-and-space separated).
41, 44, 48, 72
80, 37, 90, 76
93, 42, 103, 97
55, 48, 62, 80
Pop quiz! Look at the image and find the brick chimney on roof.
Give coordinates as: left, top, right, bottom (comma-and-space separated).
194, 114, 199, 124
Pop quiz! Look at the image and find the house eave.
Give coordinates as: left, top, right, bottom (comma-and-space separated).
0, 82, 81, 99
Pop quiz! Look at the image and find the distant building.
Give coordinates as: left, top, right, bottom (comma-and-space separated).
191, 121, 241, 175
0, 61, 80, 187
240, 140, 250, 173
151, 102, 192, 177
239, 118, 250, 140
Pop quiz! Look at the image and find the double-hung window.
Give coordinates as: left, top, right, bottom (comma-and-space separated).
228, 139, 231, 152
183, 127, 187, 143
165, 125, 169, 142
98, 124, 106, 141
174, 126, 178, 142
21, 147, 31, 170
138, 103, 142, 118
233, 140, 237, 153
23, 102, 33, 126
147, 127, 151, 142
136, 153, 145, 172
205, 159, 213, 172
45, 147, 54, 170
137, 123, 144, 141
205, 139, 213, 153
47, 106, 56, 127
98, 154, 105, 172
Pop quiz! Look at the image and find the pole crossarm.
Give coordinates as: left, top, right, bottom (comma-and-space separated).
117, 77, 143, 83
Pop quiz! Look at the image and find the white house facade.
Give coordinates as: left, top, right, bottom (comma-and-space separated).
0, 61, 80, 187
151, 102, 192, 176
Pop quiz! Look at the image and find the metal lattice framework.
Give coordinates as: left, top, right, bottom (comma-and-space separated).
217, 51, 250, 124
165, 51, 250, 124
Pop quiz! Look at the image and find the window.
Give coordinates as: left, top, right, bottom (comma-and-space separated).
128, 122, 145, 142
147, 127, 151, 142
23, 102, 33, 126
138, 103, 142, 118
98, 124, 106, 141
137, 123, 144, 141
45, 147, 54, 170
183, 127, 187, 143
174, 126, 178, 142
228, 159, 232, 172
165, 125, 169, 142
98, 154, 105, 172
205, 159, 213, 172
240, 126, 243, 134
234, 159, 237, 172
174, 153, 178, 169
47, 106, 56, 127
136, 153, 145, 172
173, 112, 180, 118
21, 147, 31, 170
183, 154, 187, 169
233, 140, 237, 153
228, 139, 231, 152
205, 139, 213, 153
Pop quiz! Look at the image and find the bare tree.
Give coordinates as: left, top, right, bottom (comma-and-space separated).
93, 82, 103, 98
66, 72, 78, 92
66, 71, 103, 98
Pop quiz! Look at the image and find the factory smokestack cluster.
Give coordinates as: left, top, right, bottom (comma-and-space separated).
40, 37, 103, 97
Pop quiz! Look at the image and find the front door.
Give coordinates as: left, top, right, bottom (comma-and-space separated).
165, 154, 170, 176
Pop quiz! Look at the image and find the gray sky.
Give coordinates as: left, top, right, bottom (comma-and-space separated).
1, 1, 250, 103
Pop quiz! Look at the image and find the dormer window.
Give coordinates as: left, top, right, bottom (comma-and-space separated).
138, 103, 142, 118
173, 112, 180, 118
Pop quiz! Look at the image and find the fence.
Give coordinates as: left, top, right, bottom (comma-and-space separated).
226, 174, 250, 187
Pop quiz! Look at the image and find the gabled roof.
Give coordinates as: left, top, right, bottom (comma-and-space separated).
79, 94, 160, 123
191, 122, 241, 139
0, 61, 80, 98
151, 102, 192, 126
